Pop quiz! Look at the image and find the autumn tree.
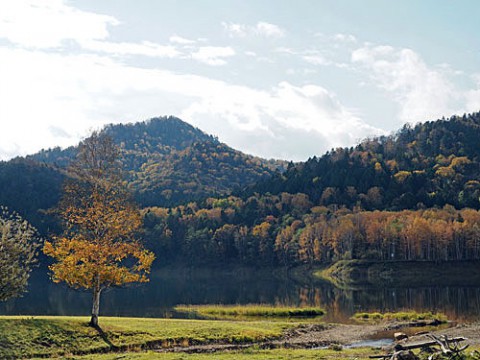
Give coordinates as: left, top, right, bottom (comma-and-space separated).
44, 132, 155, 327
0, 207, 39, 302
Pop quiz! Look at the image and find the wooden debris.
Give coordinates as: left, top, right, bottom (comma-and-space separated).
369, 334, 468, 360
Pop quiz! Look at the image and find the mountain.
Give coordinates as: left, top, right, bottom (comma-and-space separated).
30, 116, 214, 168
244, 111, 480, 211
130, 140, 283, 206
3, 112, 480, 268
0, 116, 285, 232
29, 116, 285, 207
141, 111, 480, 268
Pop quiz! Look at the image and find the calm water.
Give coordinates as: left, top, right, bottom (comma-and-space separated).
2, 267, 480, 322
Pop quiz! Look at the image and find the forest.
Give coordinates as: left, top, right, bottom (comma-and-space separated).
2, 112, 480, 268
143, 195, 480, 267
247, 112, 480, 211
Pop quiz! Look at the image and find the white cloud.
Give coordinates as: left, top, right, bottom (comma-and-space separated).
303, 54, 330, 66
169, 35, 196, 45
222, 21, 285, 38
333, 33, 357, 43
473, 74, 480, 86
0, 1, 183, 60
255, 22, 285, 38
191, 46, 235, 66
275, 47, 296, 55
0, 48, 102, 158
0, 44, 382, 161
181, 81, 382, 159
222, 22, 248, 38
351, 45, 458, 123
465, 74, 480, 112
81, 40, 181, 58
315, 32, 357, 45
0, 0, 118, 48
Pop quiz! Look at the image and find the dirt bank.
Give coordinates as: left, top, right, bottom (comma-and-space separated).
156, 321, 480, 354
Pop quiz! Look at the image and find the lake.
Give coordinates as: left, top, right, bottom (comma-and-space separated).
2, 266, 480, 322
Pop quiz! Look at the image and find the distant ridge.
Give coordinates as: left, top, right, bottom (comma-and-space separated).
29, 116, 215, 167
245, 111, 480, 210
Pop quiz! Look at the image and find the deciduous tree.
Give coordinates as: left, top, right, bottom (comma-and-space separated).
0, 207, 38, 302
43, 132, 155, 327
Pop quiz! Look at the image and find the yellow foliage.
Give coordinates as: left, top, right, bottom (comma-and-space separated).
435, 166, 455, 178
374, 162, 383, 173
43, 132, 155, 297
386, 160, 398, 171
450, 156, 471, 170
393, 171, 411, 183
252, 222, 271, 238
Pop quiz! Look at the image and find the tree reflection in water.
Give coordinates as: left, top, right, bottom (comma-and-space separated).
2, 268, 480, 322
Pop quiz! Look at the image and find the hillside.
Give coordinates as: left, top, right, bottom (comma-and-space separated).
3, 112, 480, 268
142, 111, 480, 267
245, 112, 480, 211
131, 140, 282, 206
30, 116, 284, 206
0, 117, 284, 232
0, 159, 64, 232
30, 116, 214, 168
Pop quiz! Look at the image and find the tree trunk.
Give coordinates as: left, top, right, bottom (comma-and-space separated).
90, 285, 101, 327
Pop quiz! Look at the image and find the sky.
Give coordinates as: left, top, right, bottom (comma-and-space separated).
1, 0, 479, 161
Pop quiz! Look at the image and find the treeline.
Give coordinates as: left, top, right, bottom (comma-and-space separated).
143, 193, 480, 267
246, 112, 480, 211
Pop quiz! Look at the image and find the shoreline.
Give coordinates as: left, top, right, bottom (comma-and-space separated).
2, 314, 479, 358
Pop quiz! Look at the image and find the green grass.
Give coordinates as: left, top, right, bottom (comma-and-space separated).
352, 311, 448, 322
174, 304, 325, 320
68, 347, 377, 359
65, 344, 480, 360
0, 316, 295, 359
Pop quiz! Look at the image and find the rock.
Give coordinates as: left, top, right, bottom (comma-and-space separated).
394, 332, 409, 341
395, 350, 418, 360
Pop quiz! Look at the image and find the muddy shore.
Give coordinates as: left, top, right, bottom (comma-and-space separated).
159, 321, 480, 354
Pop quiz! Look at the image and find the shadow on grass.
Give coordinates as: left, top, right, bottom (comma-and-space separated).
92, 324, 119, 351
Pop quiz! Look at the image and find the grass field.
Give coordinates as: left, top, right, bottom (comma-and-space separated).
67, 347, 376, 359
1, 310, 467, 359
175, 304, 325, 320
0, 316, 296, 359
352, 311, 448, 322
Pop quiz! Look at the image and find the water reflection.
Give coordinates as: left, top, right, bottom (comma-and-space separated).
2, 267, 480, 322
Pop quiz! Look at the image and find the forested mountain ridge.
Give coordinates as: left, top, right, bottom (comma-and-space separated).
3, 111, 480, 268
0, 116, 285, 231
141, 111, 480, 267
29, 117, 215, 168
131, 140, 283, 206
245, 112, 480, 211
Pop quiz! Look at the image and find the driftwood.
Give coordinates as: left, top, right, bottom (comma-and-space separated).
370, 334, 468, 360
396, 336, 467, 351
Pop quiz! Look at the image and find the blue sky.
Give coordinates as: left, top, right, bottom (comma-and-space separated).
1, 0, 479, 161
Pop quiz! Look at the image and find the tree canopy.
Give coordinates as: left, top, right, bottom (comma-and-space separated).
0, 207, 39, 302
43, 132, 155, 326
